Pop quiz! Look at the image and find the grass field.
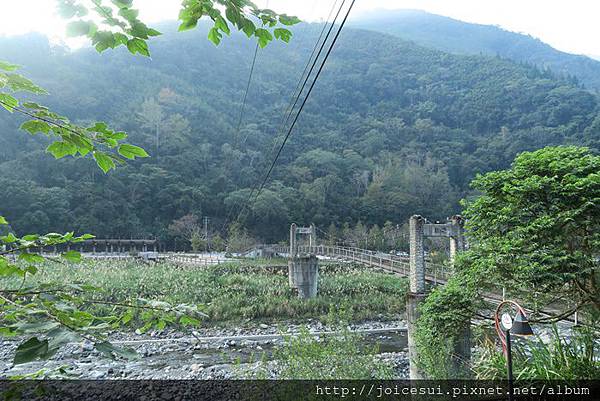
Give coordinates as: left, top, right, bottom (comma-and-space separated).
2, 259, 408, 326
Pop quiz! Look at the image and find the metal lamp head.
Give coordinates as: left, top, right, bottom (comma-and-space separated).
511, 310, 534, 336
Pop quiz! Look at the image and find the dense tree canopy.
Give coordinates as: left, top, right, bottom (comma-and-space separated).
416, 145, 600, 378
462, 146, 600, 311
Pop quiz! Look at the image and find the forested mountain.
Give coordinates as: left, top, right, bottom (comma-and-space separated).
352, 9, 600, 91
0, 22, 599, 244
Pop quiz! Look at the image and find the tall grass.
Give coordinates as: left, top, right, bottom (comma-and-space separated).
473, 325, 600, 380
1, 259, 408, 325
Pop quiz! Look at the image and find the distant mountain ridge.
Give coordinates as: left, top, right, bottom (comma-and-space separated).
352, 9, 600, 91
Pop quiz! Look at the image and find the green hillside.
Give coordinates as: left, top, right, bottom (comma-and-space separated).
0, 23, 598, 243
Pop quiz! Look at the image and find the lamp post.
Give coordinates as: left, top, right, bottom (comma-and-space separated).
494, 300, 534, 401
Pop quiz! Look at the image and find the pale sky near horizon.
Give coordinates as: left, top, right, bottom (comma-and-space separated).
0, 1, 598, 58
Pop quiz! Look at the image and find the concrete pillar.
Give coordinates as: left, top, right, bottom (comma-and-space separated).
407, 292, 427, 379
451, 324, 472, 377
309, 224, 317, 250
288, 255, 319, 299
289, 223, 297, 258
448, 215, 470, 376
409, 215, 425, 293
449, 215, 465, 266
408, 215, 426, 379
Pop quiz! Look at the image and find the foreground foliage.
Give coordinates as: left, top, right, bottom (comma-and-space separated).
1, 0, 297, 371
473, 325, 600, 380
57, 0, 298, 55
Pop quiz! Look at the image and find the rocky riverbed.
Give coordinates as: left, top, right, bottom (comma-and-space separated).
1, 320, 409, 379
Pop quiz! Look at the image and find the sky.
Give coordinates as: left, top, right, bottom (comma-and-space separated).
0, 0, 599, 58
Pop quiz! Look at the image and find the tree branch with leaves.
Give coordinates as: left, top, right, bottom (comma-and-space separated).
1, 0, 298, 372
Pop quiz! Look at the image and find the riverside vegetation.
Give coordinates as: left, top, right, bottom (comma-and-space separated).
1, 260, 408, 327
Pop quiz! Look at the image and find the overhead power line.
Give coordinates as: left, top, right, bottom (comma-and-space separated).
234, 0, 357, 223
235, 42, 260, 146
220, 0, 343, 233
266, 0, 343, 154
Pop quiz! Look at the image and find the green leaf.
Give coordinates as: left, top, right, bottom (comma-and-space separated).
92, 31, 117, 52
21, 120, 51, 135
47, 141, 78, 159
1, 233, 18, 243
129, 22, 149, 39
25, 265, 38, 275
0, 93, 18, 112
112, 0, 133, 8
95, 341, 138, 360
273, 28, 292, 43
215, 16, 231, 35
0, 262, 21, 278
5, 74, 47, 94
118, 8, 139, 21
62, 250, 82, 263
0, 216, 7, 225
126, 38, 150, 57
147, 28, 161, 37
241, 20, 256, 37
279, 14, 301, 26
113, 33, 129, 46
18, 253, 45, 264
118, 144, 149, 159
22, 102, 49, 111
254, 28, 273, 48
14, 337, 49, 365
66, 21, 96, 37
0, 61, 20, 72
47, 327, 80, 352
93, 152, 116, 173
208, 27, 222, 46
178, 17, 199, 32
14, 321, 59, 334
57, 2, 88, 18
121, 310, 134, 325
179, 316, 202, 327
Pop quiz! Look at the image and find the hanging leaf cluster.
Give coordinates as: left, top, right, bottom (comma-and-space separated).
0, 61, 148, 173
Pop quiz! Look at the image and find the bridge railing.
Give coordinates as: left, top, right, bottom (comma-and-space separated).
266, 244, 451, 284
167, 253, 227, 266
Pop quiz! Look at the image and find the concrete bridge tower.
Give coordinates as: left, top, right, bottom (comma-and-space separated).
288, 223, 319, 299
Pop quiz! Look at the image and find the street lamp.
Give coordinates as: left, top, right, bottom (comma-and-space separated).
494, 300, 534, 401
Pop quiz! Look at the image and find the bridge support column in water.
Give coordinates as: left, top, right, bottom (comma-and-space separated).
288, 223, 319, 299
288, 255, 319, 299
